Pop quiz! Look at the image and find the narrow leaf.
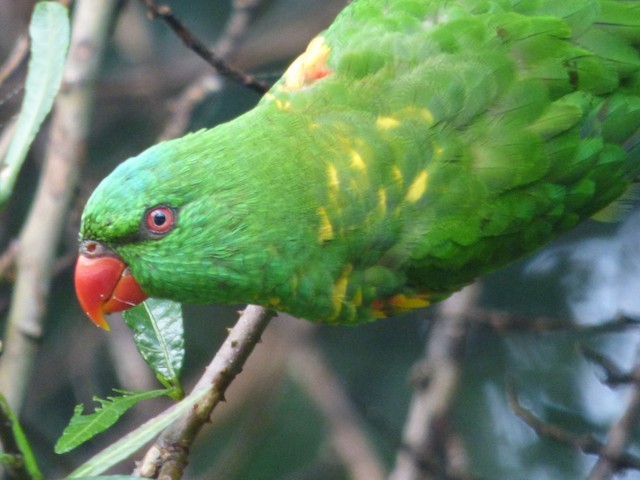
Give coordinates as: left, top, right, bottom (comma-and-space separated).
66, 386, 212, 478
55, 389, 169, 454
0, 2, 70, 205
0, 393, 43, 479
123, 299, 185, 393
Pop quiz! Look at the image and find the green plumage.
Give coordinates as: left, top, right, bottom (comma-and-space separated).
80, 0, 640, 324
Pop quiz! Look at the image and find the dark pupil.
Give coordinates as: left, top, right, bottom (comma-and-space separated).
152, 210, 167, 227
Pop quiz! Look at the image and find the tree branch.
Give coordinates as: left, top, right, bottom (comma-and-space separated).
0, 35, 28, 90
134, 305, 274, 478
580, 346, 640, 386
470, 307, 640, 336
507, 381, 640, 474
159, 0, 268, 141
139, 0, 270, 95
0, 0, 118, 413
587, 363, 640, 479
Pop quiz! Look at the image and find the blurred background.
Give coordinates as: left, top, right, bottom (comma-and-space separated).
1, 0, 640, 478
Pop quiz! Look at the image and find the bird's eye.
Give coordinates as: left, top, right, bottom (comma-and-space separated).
145, 206, 175, 234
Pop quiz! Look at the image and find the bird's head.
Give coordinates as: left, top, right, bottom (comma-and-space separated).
75, 130, 237, 329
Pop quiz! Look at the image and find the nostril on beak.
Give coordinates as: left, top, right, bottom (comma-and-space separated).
79, 240, 110, 258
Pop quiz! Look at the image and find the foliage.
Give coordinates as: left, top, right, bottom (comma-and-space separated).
0, 394, 42, 479
0, 1, 69, 206
55, 389, 171, 454
122, 299, 185, 396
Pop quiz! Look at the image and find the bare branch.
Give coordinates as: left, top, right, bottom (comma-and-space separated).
580, 346, 640, 386
0, 0, 118, 413
160, 75, 223, 141
470, 307, 640, 336
139, 0, 270, 95
0, 35, 28, 90
507, 382, 640, 475
158, 0, 269, 141
587, 363, 640, 479
134, 305, 274, 478
388, 285, 478, 480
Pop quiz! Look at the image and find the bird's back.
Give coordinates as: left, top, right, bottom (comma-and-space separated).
78, 0, 640, 325
255, 0, 640, 320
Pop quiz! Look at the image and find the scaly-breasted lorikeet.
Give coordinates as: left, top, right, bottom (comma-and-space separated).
75, 0, 640, 329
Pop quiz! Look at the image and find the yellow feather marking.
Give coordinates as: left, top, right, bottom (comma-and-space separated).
377, 188, 387, 214
274, 99, 291, 111
405, 170, 428, 203
389, 293, 430, 310
327, 163, 339, 190
330, 264, 353, 319
317, 207, 334, 241
434, 144, 444, 157
418, 108, 434, 125
349, 149, 367, 172
280, 36, 331, 92
376, 116, 400, 129
352, 289, 363, 307
392, 166, 404, 185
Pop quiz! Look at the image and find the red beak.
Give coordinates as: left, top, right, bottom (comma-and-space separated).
74, 242, 148, 330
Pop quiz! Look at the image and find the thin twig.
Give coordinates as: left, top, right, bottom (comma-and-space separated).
388, 285, 478, 480
159, 0, 268, 141
215, 0, 269, 59
587, 363, 640, 479
123, 3, 280, 475
0, 35, 29, 89
580, 346, 640, 386
0, 0, 118, 413
160, 75, 223, 141
134, 305, 274, 479
470, 307, 640, 336
140, 0, 270, 94
507, 381, 640, 474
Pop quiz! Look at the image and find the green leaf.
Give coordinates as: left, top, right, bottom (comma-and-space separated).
55, 389, 169, 454
123, 299, 185, 395
66, 386, 212, 478
0, 393, 43, 479
0, 2, 70, 206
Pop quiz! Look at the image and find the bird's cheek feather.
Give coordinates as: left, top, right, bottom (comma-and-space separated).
74, 254, 148, 330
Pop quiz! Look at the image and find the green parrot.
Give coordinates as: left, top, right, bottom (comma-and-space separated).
75, 0, 640, 330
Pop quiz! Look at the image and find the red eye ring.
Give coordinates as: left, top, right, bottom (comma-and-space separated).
146, 206, 174, 234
